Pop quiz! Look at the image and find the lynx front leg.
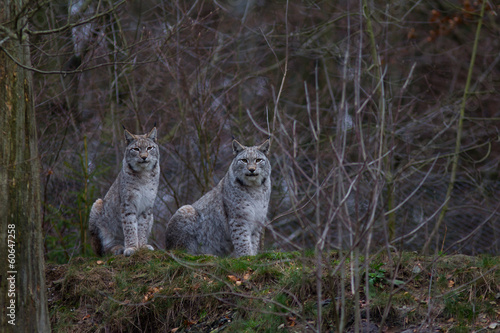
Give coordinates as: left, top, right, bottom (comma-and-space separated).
137, 211, 154, 251
230, 219, 255, 257
250, 225, 264, 255
122, 209, 139, 257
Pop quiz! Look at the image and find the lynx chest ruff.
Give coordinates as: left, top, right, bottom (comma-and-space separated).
226, 185, 270, 225
129, 185, 157, 215
122, 169, 159, 215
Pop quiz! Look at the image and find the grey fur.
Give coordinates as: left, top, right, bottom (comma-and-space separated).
89, 127, 160, 257
165, 139, 271, 257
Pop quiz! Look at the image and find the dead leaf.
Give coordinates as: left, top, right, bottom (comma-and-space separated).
228, 275, 242, 285
82, 314, 91, 320
96, 260, 104, 265
183, 320, 196, 327
142, 286, 163, 302
448, 280, 455, 288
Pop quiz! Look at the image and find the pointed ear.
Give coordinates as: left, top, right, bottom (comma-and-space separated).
258, 139, 270, 155
147, 127, 157, 143
124, 128, 135, 145
232, 139, 245, 155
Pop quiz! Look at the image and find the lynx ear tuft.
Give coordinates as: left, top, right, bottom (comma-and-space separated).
124, 128, 135, 145
232, 139, 245, 155
258, 139, 271, 155
147, 127, 158, 143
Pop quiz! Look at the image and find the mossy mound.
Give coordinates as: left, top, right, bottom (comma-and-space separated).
46, 250, 500, 332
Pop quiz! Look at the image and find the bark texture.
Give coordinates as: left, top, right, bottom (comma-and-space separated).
0, 0, 51, 331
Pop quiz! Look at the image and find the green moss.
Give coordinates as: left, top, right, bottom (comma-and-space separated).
252, 264, 283, 284
479, 254, 499, 269
217, 256, 253, 273
391, 290, 417, 306
444, 292, 476, 323
448, 326, 472, 333
257, 251, 301, 261
229, 308, 285, 333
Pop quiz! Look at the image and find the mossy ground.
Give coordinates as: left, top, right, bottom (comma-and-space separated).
46, 250, 500, 332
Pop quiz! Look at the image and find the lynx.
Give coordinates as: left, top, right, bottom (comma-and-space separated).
165, 139, 271, 257
89, 127, 160, 257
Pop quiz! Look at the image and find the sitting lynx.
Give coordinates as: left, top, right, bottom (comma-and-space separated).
89, 127, 160, 257
165, 139, 271, 257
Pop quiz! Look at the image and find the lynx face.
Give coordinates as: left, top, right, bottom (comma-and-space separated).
125, 128, 159, 172
231, 139, 271, 187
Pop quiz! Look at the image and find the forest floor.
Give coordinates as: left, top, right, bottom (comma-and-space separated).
45, 250, 499, 332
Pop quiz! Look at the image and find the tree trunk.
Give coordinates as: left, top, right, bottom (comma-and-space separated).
0, 0, 51, 331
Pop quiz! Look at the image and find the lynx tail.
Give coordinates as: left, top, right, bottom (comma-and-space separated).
89, 199, 104, 256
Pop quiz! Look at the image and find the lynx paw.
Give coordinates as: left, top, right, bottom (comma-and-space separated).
110, 245, 124, 255
142, 244, 154, 251
124, 247, 138, 257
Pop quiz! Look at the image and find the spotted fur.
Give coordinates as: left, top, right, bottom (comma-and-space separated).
89, 127, 159, 257
165, 139, 271, 257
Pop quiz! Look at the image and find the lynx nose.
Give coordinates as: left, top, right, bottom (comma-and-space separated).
248, 165, 256, 173
140, 153, 148, 160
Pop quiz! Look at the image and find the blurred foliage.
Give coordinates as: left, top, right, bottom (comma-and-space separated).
43, 136, 106, 263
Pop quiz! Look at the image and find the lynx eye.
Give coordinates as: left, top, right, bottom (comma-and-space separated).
132, 147, 140, 152
147, 146, 154, 151
256, 158, 263, 163
240, 159, 248, 163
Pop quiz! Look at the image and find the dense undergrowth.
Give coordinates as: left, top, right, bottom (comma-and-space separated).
46, 250, 499, 332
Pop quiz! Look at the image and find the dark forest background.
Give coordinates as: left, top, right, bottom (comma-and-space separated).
28, 0, 499, 263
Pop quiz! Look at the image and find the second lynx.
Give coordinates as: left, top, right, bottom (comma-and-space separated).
165, 139, 271, 257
